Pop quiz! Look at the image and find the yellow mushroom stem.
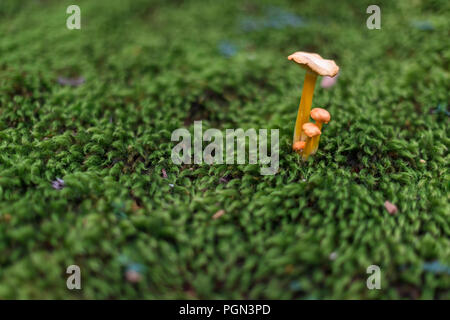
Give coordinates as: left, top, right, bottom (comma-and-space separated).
310, 121, 324, 155
302, 136, 319, 161
293, 71, 317, 149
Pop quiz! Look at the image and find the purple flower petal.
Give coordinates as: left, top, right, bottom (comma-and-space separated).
51, 178, 65, 190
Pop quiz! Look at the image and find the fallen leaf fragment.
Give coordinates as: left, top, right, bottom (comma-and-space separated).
125, 270, 142, 283
329, 252, 338, 261
212, 209, 225, 219
57, 76, 85, 87
384, 201, 398, 215
131, 201, 140, 212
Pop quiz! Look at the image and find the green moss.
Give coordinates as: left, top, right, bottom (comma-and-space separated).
0, 0, 448, 299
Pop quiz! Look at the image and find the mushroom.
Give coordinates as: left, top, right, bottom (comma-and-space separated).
310, 108, 331, 154
292, 141, 306, 152
301, 122, 321, 160
287, 51, 338, 152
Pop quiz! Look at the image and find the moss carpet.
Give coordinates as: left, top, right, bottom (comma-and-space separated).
0, 0, 448, 299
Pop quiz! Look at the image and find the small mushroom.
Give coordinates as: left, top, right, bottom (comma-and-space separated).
302, 123, 321, 160
288, 51, 339, 153
292, 141, 306, 152
310, 108, 331, 155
